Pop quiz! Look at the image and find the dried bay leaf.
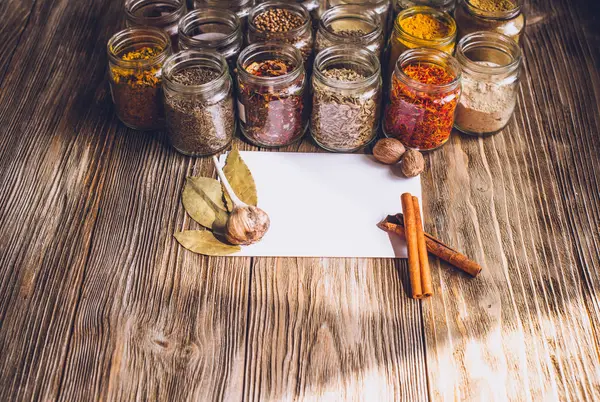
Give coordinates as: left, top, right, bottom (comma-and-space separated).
182, 177, 229, 232
222, 148, 258, 211
174, 230, 240, 256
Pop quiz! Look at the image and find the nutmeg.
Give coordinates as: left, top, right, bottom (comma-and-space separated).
400, 149, 425, 177
373, 138, 406, 165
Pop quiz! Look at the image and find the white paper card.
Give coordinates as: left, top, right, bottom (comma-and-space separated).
219, 152, 421, 258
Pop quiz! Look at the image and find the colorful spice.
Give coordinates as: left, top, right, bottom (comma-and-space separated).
237, 58, 307, 147
469, 0, 516, 12
311, 67, 381, 151
383, 62, 460, 150
388, 8, 456, 78
110, 45, 166, 130
163, 66, 234, 156
400, 13, 449, 39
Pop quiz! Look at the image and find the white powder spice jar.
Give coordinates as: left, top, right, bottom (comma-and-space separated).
454, 31, 522, 136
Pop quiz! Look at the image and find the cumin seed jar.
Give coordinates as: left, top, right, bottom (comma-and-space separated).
311, 45, 381, 152
455, 0, 525, 43
107, 27, 172, 130
248, 1, 314, 64
387, 6, 456, 77
383, 48, 461, 151
178, 9, 243, 71
315, 6, 384, 58
162, 51, 235, 156
125, 0, 186, 50
454, 31, 522, 136
236, 43, 308, 147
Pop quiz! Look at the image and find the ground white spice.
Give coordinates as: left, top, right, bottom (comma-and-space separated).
454, 62, 518, 135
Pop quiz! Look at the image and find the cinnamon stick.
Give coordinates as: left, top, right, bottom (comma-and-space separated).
412, 197, 433, 297
401, 193, 422, 299
377, 216, 482, 277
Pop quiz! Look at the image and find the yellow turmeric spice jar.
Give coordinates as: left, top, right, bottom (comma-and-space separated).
387, 6, 456, 77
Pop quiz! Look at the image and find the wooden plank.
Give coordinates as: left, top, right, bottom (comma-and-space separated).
57, 143, 251, 401
244, 257, 428, 401
0, 0, 35, 82
421, 0, 600, 400
0, 0, 125, 400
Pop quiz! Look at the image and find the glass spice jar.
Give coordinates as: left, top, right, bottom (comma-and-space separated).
236, 43, 308, 148
454, 31, 522, 136
455, 0, 525, 43
125, 0, 186, 50
395, 0, 455, 13
327, 0, 392, 35
311, 45, 381, 152
383, 48, 461, 151
162, 50, 235, 156
387, 6, 456, 78
247, 1, 314, 64
192, 0, 255, 33
315, 6, 384, 58
178, 9, 243, 72
107, 27, 172, 130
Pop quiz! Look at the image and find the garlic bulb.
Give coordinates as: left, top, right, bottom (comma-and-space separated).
212, 155, 270, 245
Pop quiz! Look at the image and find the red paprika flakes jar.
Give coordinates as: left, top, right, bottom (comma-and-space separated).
383, 48, 461, 151
236, 43, 308, 148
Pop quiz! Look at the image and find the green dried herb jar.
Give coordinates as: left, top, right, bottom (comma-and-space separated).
311, 45, 382, 152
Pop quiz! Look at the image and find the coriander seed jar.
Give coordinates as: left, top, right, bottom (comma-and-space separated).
383, 48, 461, 151
454, 0, 525, 43
178, 9, 243, 71
387, 6, 456, 77
162, 51, 235, 156
247, 1, 314, 64
107, 27, 172, 130
454, 31, 522, 136
311, 45, 382, 152
236, 43, 308, 148
125, 0, 185, 50
315, 6, 384, 58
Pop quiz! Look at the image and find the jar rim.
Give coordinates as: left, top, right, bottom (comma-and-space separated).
107, 26, 172, 67
313, 45, 380, 90
125, 0, 185, 26
456, 31, 522, 75
162, 50, 230, 93
178, 8, 242, 51
247, 1, 311, 38
464, 0, 522, 20
194, 0, 253, 8
394, 48, 461, 92
319, 5, 383, 44
334, 0, 389, 8
236, 42, 305, 85
394, 6, 457, 45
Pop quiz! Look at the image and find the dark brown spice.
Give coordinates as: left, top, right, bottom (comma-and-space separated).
164, 67, 234, 156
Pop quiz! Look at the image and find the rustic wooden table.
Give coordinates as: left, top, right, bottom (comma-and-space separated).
1, 0, 599, 400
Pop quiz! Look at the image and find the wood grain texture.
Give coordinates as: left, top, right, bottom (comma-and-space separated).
421, 0, 600, 400
0, 0, 599, 400
244, 257, 428, 402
